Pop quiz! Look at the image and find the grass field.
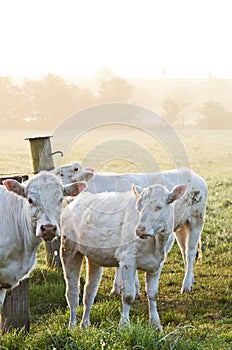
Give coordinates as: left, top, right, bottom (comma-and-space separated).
0, 127, 231, 349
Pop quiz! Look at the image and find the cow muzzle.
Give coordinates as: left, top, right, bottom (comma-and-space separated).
84, 167, 94, 173
136, 225, 153, 239
40, 224, 58, 241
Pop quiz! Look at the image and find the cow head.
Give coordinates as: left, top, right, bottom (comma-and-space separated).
133, 184, 186, 239
54, 161, 94, 184
3, 173, 87, 241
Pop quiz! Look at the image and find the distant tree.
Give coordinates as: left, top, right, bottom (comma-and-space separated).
0, 77, 27, 128
161, 96, 188, 127
196, 101, 232, 129
97, 70, 133, 103
23, 74, 96, 128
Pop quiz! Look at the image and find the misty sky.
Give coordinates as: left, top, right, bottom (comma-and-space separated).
0, 0, 231, 79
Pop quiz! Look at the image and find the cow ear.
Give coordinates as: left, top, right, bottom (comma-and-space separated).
132, 184, 141, 199
63, 181, 87, 197
167, 184, 187, 204
3, 179, 26, 197
79, 169, 94, 182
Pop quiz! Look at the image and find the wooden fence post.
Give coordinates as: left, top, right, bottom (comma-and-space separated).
0, 279, 30, 334
25, 136, 62, 268
0, 176, 30, 334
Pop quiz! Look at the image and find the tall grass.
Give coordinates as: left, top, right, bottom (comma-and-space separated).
0, 128, 231, 349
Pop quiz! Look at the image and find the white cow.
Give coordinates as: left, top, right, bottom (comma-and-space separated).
0, 172, 87, 311
51, 161, 94, 184
60, 183, 187, 330
63, 166, 208, 295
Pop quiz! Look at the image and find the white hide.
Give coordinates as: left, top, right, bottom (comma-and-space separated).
61, 183, 186, 330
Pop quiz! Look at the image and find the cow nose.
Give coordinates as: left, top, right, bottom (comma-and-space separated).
85, 167, 94, 173
40, 224, 57, 241
41, 224, 57, 233
136, 225, 147, 239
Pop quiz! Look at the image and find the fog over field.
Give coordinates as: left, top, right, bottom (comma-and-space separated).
1, 75, 232, 132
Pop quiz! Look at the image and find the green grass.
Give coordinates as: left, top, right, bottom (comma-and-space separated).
0, 128, 232, 349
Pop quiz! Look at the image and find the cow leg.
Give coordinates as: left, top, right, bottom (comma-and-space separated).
175, 223, 193, 293
175, 220, 204, 293
134, 271, 141, 299
182, 219, 204, 294
111, 267, 122, 296
0, 288, 7, 311
111, 268, 140, 299
175, 224, 189, 267
80, 259, 103, 329
146, 267, 163, 331
62, 251, 84, 329
119, 262, 136, 326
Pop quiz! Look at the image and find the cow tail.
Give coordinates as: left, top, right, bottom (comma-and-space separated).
195, 238, 202, 264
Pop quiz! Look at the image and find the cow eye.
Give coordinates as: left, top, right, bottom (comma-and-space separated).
73, 167, 79, 172
28, 198, 35, 205
154, 205, 162, 211
60, 172, 64, 177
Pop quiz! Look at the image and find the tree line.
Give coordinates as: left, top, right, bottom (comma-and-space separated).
0, 73, 132, 129
0, 72, 231, 129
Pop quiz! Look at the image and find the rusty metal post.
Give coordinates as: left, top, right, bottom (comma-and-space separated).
25, 136, 54, 173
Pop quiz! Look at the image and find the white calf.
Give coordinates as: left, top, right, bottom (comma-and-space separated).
0, 172, 87, 310
61, 183, 186, 330
65, 166, 208, 294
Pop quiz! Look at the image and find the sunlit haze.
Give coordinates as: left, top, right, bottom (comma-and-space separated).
0, 0, 231, 79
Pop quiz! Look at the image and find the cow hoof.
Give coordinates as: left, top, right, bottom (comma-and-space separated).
150, 321, 162, 332
119, 317, 130, 328
110, 289, 121, 297
68, 321, 77, 330
155, 325, 162, 332
80, 320, 91, 329
181, 286, 192, 294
